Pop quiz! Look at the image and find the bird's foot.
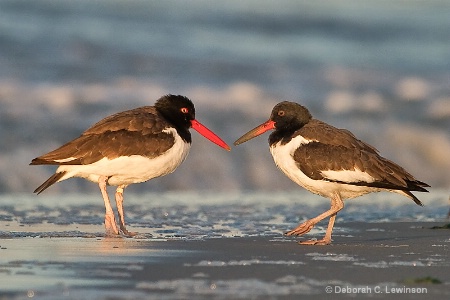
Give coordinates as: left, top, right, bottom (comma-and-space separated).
104, 213, 120, 236
298, 238, 331, 246
119, 225, 138, 237
285, 220, 315, 236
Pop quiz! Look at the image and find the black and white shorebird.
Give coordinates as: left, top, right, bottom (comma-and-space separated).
234, 101, 429, 245
31, 94, 230, 236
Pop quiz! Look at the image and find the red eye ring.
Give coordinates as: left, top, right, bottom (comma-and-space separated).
181, 107, 189, 114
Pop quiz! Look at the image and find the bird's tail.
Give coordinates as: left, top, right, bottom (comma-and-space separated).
401, 190, 424, 207
34, 172, 67, 194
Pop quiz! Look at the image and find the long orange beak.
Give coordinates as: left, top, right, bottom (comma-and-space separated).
191, 119, 231, 151
234, 119, 276, 146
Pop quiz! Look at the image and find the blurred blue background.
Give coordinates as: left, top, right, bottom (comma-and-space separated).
0, 0, 449, 194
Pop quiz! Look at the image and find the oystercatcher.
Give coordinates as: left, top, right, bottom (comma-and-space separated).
234, 101, 429, 245
31, 94, 230, 236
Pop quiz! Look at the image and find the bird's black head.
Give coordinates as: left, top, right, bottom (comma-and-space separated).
155, 94, 231, 151
155, 94, 196, 130
270, 101, 312, 132
234, 101, 312, 147
267, 101, 312, 145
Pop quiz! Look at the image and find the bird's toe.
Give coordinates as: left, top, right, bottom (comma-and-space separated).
298, 238, 331, 246
285, 221, 314, 236
120, 228, 138, 237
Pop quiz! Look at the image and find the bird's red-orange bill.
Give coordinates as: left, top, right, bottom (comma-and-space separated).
191, 119, 231, 151
234, 119, 276, 146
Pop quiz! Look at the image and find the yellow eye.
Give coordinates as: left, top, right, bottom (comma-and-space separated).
278, 110, 285, 116
181, 107, 189, 114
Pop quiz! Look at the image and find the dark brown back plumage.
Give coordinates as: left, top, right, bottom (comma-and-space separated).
30, 107, 176, 166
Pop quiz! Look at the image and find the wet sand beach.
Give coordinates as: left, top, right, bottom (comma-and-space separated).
0, 222, 449, 299
0, 192, 449, 299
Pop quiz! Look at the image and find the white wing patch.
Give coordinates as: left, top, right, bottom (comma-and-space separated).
54, 157, 78, 163
321, 168, 375, 183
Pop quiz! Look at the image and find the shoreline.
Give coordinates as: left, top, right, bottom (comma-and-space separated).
0, 221, 449, 299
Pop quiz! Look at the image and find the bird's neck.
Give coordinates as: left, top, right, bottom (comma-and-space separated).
269, 127, 298, 146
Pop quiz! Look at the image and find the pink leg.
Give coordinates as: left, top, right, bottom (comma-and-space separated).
286, 193, 344, 245
98, 176, 119, 236
115, 185, 137, 236
298, 212, 337, 245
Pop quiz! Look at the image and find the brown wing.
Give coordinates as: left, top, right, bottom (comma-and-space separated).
30, 106, 176, 165
299, 119, 379, 154
293, 141, 429, 192
293, 119, 429, 192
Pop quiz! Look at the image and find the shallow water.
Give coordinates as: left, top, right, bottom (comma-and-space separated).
1, 190, 447, 239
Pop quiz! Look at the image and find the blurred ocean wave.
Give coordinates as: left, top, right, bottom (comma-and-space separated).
0, 0, 449, 193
